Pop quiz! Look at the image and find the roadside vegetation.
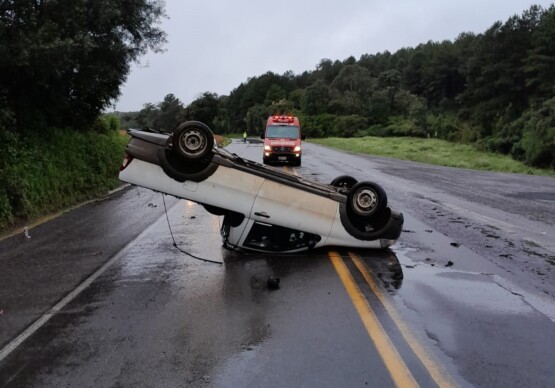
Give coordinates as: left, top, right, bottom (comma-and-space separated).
0, 122, 128, 230
0, 1, 166, 231
310, 137, 553, 175
2, 2, 555, 230
121, 4, 555, 171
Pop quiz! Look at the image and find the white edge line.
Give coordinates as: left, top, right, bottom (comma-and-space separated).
0, 197, 182, 363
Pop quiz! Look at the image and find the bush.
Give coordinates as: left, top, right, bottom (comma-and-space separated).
382, 116, 427, 137
331, 115, 367, 138
300, 113, 338, 138
425, 113, 461, 139
0, 128, 128, 230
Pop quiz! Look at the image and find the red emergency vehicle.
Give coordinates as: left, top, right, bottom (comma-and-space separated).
261, 115, 305, 166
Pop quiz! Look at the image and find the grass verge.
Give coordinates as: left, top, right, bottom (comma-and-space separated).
310, 136, 554, 175
0, 128, 128, 231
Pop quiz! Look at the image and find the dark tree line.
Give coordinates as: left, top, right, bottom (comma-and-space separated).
127, 4, 554, 168
0, 0, 166, 131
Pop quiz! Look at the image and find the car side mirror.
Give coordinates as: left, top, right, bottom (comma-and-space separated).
301, 134, 306, 140
260, 132, 265, 139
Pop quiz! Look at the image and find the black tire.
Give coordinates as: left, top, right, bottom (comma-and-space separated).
293, 158, 301, 167
158, 149, 218, 183
347, 181, 387, 217
339, 204, 393, 240
330, 175, 358, 191
173, 121, 214, 161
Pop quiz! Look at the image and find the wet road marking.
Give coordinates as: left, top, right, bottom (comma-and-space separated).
349, 252, 457, 388
0, 199, 182, 363
328, 251, 419, 388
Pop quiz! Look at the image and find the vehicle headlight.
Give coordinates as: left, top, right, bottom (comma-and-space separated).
294, 145, 301, 152
264, 145, 272, 151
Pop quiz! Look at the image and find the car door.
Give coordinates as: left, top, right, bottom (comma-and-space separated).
249, 180, 337, 241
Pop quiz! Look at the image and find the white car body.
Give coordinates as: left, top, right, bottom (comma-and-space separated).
119, 123, 403, 253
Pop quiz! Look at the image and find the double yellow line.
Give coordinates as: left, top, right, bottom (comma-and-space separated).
328, 251, 456, 388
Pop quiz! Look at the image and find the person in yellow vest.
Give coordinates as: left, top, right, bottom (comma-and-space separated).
243, 131, 247, 143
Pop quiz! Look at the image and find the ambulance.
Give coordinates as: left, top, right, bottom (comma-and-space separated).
261, 115, 304, 166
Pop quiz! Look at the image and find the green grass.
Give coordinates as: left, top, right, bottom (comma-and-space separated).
310, 136, 554, 175
0, 128, 128, 230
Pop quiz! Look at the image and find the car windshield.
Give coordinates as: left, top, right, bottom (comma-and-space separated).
266, 125, 300, 139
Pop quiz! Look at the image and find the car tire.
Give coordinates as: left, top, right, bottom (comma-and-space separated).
330, 175, 358, 191
158, 149, 218, 183
173, 121, 214, 162
339, 204, 393, 240
347, 181, 387, 217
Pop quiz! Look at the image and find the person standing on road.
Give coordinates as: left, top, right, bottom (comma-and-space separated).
243, 131, 247, 143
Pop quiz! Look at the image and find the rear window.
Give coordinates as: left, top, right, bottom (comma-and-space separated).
266, 125, 300, 139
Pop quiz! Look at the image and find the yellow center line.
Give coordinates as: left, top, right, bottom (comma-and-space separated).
348, 252, 457, 388
328, 251, 419, 388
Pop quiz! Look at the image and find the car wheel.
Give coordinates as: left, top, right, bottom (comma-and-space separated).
158, 149, 218, 182
348, 181, 387, 217
330, 175, 358, 191
173, 121, 214, 161
339, 204, 392, 240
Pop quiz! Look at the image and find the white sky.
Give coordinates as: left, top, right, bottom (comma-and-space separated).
113, 0, 554, 112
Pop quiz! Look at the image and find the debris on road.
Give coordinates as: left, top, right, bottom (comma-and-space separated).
445, 261, 454, 267
450, 242, 461, 247
267, 275, 280, 290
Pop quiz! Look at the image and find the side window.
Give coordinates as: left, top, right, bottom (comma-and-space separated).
243, 222, 321, 252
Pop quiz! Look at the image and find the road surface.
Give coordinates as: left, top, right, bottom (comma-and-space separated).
0, 139, 554, 387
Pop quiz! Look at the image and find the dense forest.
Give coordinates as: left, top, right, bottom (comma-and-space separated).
123, 4, 555, 169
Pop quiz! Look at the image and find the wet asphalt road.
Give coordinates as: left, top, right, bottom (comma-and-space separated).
0, 139, 554, 387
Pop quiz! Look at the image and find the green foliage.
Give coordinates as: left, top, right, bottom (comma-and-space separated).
264, 85, 286, 105
330, 115, 367, 138
245, 104, 268, 134
126, 3, 555, 169
0, 0, 167, 131
184, 92, 220, 131
0, 128, 127, 230
102, 114, 121, 132
300, 113, 337, 138
310, 137, 552, 175
516, 98, 555, 168
156, 93, 186, 132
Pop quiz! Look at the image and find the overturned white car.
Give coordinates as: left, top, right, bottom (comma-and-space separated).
119, 121, 403, 253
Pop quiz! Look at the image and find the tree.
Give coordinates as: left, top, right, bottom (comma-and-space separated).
331, 65, 373, 97
0, 0, 167, 131
302, 80, 330, 115
524, 5, 555, 100
184, 92, 220, 130
245, 104, 268, 134
378, 69, 401, 110
136, 103, 158, 129
154, 94, 185, 132
264, 85, 286, 105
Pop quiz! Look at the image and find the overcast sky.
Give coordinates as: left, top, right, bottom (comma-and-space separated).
113, 0, 554, 112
